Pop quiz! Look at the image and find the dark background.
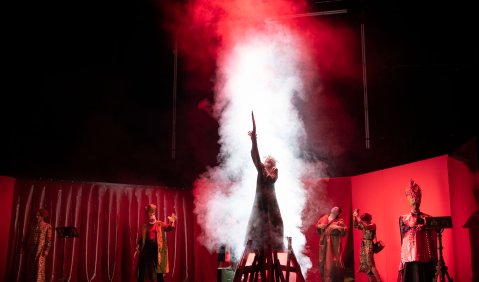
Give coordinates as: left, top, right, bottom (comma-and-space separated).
2, 0, 477, 187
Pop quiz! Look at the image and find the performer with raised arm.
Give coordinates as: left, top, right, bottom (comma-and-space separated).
353, 209, 382, 282
136, 204, 176, 282
245, 111, 285, 251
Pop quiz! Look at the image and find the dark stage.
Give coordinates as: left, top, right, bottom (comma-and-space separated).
1, 0, 478, 281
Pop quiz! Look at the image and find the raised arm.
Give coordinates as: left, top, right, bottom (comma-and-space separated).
249, 111, 261, 170
352, 210, 362, 229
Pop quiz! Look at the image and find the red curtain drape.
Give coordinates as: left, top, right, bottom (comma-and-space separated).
5, 179, 194, 282
0, 175, 15, 281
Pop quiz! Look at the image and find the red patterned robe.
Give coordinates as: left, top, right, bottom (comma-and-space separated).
316, 214, 347, 282
398, 212, 437, 281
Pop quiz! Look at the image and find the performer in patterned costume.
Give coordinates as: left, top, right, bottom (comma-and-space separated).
353, 209, 382, 281
23, 208, 53, 282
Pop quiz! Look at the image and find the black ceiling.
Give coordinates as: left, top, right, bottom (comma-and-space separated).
2, 0, 477, 187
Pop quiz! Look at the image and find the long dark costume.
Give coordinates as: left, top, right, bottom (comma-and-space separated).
245, 112, 285, 251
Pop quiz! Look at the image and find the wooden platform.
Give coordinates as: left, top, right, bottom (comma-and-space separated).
233, 237, 305, 282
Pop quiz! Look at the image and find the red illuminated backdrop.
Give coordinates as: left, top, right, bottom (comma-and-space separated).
352, 156, 456, 281
1, 152, 477, 281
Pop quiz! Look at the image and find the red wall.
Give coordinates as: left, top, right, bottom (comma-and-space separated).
351, 155, 455, 281
0, 175, 15, 281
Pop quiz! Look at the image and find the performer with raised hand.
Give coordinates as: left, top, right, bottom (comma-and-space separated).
245, 111, 285, 251
136, 204, 176, 282
353, 209, 382, 282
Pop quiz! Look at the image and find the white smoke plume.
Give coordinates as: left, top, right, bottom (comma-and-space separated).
193, 21, 324, 275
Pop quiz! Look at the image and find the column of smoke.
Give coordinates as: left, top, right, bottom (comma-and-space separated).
164, 0, 352, 276
195, 24, 314, 272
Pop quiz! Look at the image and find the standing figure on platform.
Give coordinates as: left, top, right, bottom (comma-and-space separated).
398, 179, 437, 282
245, 111, 285, 251
136, 204, 176, 282
353, 209, 382, 282
23, 208, 53, 282
316, 206, 347, 282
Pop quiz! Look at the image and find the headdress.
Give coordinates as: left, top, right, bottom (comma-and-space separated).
405, 179, 422, 204
145, 204, 157, 214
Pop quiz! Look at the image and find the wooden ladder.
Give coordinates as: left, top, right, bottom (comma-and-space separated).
233, 237, 305, 282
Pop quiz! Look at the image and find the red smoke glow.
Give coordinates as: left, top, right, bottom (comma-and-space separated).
161, 0, 357, 83
159, 0, 361, 277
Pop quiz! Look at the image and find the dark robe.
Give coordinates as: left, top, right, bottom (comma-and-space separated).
245, 135, 285, 251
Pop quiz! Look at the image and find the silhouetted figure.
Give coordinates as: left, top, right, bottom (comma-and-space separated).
245, 111, 285, 251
